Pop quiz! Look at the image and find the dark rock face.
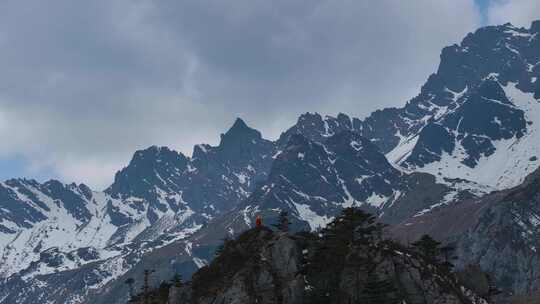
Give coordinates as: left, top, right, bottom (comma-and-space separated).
73, 247, 100, 262
406, 123, 455, 166
38, 247, 65, 268
357, 107, 405, 153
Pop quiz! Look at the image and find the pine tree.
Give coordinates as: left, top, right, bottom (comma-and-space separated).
142, 269, 156, 304
322, 207, 381, 247
125, 277, 138, 302
273, 210, 290, 232
486, 273, 502, 301
125, 277, 135, 299
170, 273, 183, 287
411, 234, 441, 263
439, 244, 457, 273
304, 208, 385, 302
359, 271, 400, 304
154, 281, 171, 303
214, 236, 233, 258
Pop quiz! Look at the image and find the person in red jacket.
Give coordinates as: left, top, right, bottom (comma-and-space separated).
255, 215, 263, 228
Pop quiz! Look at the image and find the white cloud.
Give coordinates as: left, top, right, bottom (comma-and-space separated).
487, 0, 540, 27
0, 1, 482, 189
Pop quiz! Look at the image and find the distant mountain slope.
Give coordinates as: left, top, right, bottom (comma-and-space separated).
392, 166, 540, 297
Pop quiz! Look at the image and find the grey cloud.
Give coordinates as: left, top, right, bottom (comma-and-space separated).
487, 0, 540, 27
0, 0, 481, 189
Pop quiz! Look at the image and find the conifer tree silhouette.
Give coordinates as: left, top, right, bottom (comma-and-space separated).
273, 210, 290, 232
359, 271, 400, 304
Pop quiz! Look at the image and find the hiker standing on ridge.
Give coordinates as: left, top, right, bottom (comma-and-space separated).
255, 215, 263, 228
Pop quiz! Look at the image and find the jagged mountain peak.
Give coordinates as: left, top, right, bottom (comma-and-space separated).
192, 144, 211, 160
297, 111, 323, 121
278, 111, 361, 147
130, 145, 187, 164
436, 19, 538, 93
230, 117, 250, 131
109, 145, 188, 179
219, 117, 263, 147
105, 145, 189, 200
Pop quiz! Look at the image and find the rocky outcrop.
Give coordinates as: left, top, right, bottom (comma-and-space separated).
160, 210, 488, 304
188, 228, 303, 304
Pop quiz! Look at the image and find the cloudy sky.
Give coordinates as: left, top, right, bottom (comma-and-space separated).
0, 0, 538, 189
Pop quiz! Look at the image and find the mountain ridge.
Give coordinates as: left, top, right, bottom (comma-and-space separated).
0, 20, 539, 304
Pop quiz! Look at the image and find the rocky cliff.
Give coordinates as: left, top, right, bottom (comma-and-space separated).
132, 209, 488, 304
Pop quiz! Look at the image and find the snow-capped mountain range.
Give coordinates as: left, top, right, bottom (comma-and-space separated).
373, 21, 540, 189
0, 119, 276, 280
0, 20, 539, 304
